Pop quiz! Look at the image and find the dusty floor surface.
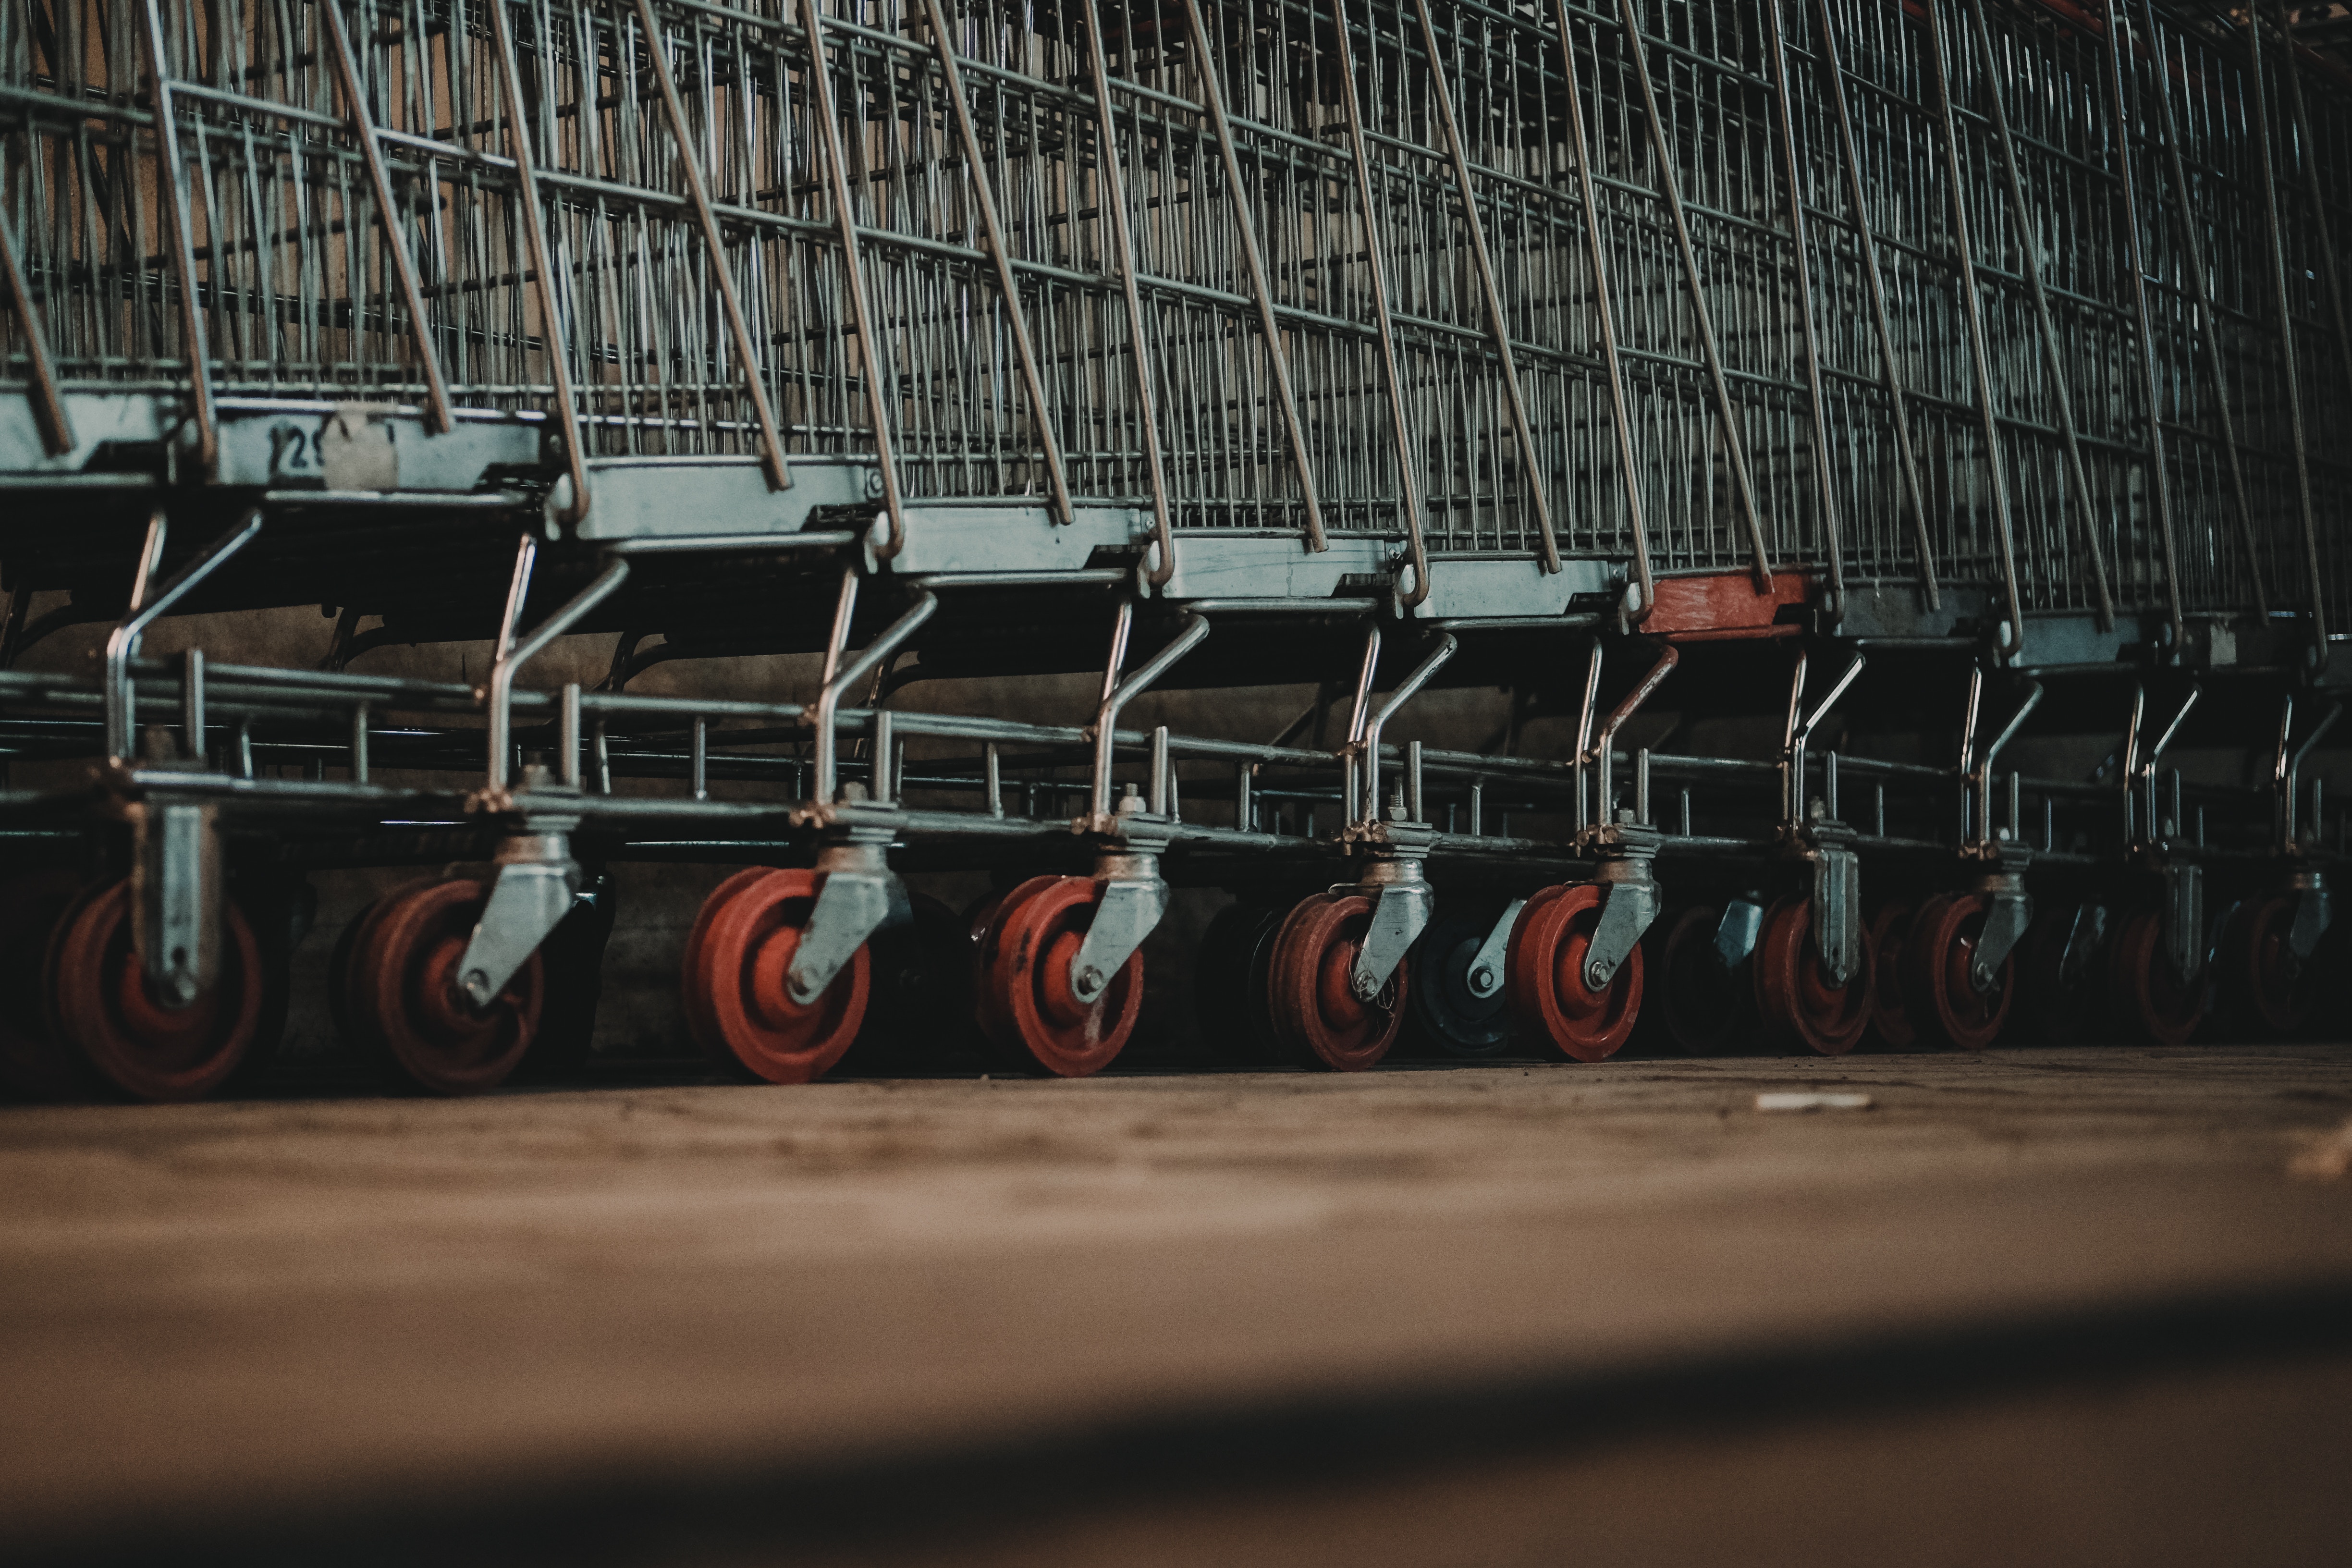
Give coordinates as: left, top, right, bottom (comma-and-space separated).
3, 1046, 2351, 1565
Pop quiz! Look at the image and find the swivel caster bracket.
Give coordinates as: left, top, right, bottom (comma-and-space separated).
787, 823, 913, 1006
456, 832, 583, 1008
1067, 807, 1177, 1007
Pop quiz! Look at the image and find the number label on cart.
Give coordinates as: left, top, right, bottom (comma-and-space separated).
270, 423, 319, 480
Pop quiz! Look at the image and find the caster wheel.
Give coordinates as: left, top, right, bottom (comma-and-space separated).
44, 876, 267, 1102
2218, 892, 2319, 1037
975, 874, 1141, 1076
0, 869, 93, 1099
1866, 901, 1916, 1049
1752, 895, 1874, 1056
1402, 901, 1514, 1059
1194, 898, 1286, 1066
685, 868, 869, 1084
2018, 901, 2107, 1043
1901, 892, 2014, 1051
846, 892, 971, 1071
2107, 906, 2204, 1046
1506, 883, 1642, 1063
1267, 891, 1405, 1071
345, 878, 544, 1095
1653, 904, 1752, 1055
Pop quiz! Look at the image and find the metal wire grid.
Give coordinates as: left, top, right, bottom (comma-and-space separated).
1, 0, 2348, 624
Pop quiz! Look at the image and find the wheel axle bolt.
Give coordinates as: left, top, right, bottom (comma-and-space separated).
1075, 965, 1104, 999
1468, 964, 1496, 995
1586, 961, 1609, 990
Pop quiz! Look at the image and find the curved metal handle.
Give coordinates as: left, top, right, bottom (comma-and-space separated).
106, 511, 263, 761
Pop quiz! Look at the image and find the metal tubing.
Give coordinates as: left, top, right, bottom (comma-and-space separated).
1551, 0, 1654, 619
182, 649, 205, 761
1345, 627, 1383, 747
2243, 11, 2328, 654
1408, 0, 1559, 576
1359, 635, 1458, 826
1099, 598, 1136, 710
0, 204, 74, 454
1078, 0, 1177, 587
560, 685, 582, 788
634, 0, 791, 492
105, 513, 264, 761
1615, 0, 1770, 588
1811, 0, 1936, 606
919, 0, 1072, 527
1922, 0, 2026, 661
1963, 0, 2112, 630
2137, 0, 2265, 614
803, 5, 907, 552
484, 559, 633, 789
1761, 0, 1842, 605
1329, 0, 1433, 604
1971, 682, 2044, 846
1788, 651, 1864, 825
813, 592, 939, 802
1590, 645, 1679, 829
320, 0, 453, 434
2101, 0, 2186, 649
135, 0, 217, 475
1175, 0, 1327, 552
488, 0, 592, 526
1090, 614, 1211, 819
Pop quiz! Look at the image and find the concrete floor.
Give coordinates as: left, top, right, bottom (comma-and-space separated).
4, 1046, 2351, 1565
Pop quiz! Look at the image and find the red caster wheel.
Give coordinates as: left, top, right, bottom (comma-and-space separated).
1652, 903, 1753, 1054
685, 868, 869, 1084
2018, 901, 2107, 1043
0, 869, 93, 1099
2218, 892, 2319, 1037
1866, 901, 1916, 1049
1752, 895, 1874, 1056
975, 874, 1141, 1076
43, 876, 266, 1102
2107, 906, 2204, 1047
345, 878, 544, 1095
1506, 883, 1643, 1063
1267, 890, 1406, 1071
1901, 892, 2014, 1051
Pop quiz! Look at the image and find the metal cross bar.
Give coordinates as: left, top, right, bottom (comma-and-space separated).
1079, 0, 1177, 586
2242, 8, 2328, 655
633, 0, 791, 492
1330, 0, 1432, 607
1811, 0, 1936, 607
1174, 0, 1328, 554
919, 0, 1072, 528
319, 0, 453, 435
1408, 0, 1559, 576
488, 0, 593, 527
1963, 0, 2113, 631
1921, 0, 2027, 661
1614, 0, 1771, 590
2101, 0, 2186, 651
134, 0, 217, 476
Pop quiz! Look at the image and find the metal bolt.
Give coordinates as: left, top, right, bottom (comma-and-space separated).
1351, 968, 1380, 1002
1075, 965, 1105, 1000
1468, 964, 1496, 996
1586, 959, 1609, 990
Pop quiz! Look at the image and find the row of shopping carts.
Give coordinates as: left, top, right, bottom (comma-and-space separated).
0, 0, 2346, 1100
